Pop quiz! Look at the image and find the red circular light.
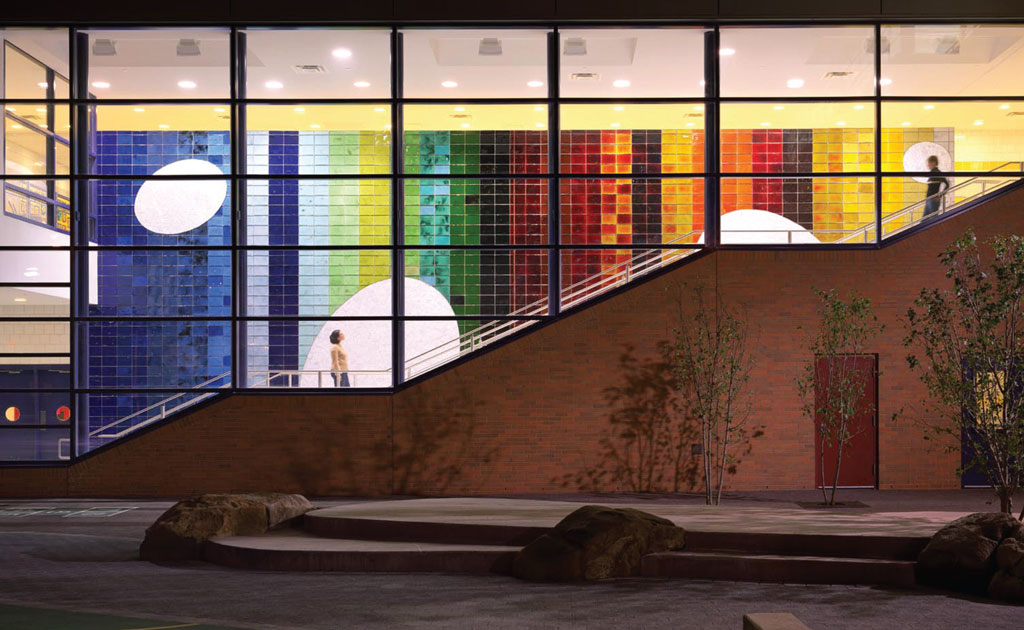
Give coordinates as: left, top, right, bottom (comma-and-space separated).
56, 406, 71, 422
4, 407, 19, 422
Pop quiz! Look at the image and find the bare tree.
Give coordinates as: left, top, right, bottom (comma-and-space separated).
797, 289, 883, 506
672, 284, 760, 506
905, 230, 1024, 518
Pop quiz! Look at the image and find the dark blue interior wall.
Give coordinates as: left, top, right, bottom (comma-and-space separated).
267, 132, 299, 383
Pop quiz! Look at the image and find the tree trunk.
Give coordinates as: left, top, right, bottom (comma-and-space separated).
830, 436, 845, 507
998, 487, 1013, 514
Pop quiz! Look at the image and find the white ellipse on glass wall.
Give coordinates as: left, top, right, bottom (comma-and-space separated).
903, 142, 952, 184
300, 278, 460, 388
699, 209, 820, 245
133, 159, 227, 234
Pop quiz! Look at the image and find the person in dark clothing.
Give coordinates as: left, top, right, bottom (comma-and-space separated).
924, 155, 950, 217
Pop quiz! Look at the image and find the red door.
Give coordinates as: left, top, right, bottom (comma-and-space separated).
814, 355, 878, 488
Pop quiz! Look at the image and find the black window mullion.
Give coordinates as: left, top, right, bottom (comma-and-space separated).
391, 29, 404, 387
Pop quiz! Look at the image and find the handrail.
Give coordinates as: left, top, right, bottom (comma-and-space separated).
88, 371, 231, 439
247, 369, 393, 388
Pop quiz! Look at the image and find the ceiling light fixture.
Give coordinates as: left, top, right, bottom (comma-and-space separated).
719, 47, 736, 56
213, 107, 226, 113
10, 124, 22, 129
836, 121, 846, 126
92, 38, 117, 56
974, 120, 984, 126
612, 79, 631, 88
37, 82, 48, 89
176, 38, 201, 57
35, 107, 46, 113
534, 105, 545, 112
613, 106, 625, 111
332, 47, 353, 59
461, 123, 470, 128
294, 107, 305, 113
13, 298, 26, 303
133, 107, 145, 113
760, 122, 771, 126
853, 104, 865, 110
694, 105, 704, 111
158, 124, 170, 129
374, 107, 386, 112
441, 80, 458, 88
310, 124, 321, 129
177, 80, 197, 89
265, 80, 284, 89
563, 37, 587, 56
923, 104, 935, 110
535, 122, 545, 128
610, 122, 621, 128
91, 81, 110, 89
353, 81, 371, 88
454, 106, 466, 112
879, 78, 893, 87
478, 38, 503, 56
686, 122, 695, 127
786, 78, 804, 89
1001, 103, 1011, 110
773, 105, 785, 110
901, 121, 911, 126
527, 80, 544, 88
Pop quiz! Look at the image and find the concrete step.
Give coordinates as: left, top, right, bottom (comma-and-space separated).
642, 550, 917, 587
303, 512, 548, 546
203, 529, 519, 574
685, 530, 929, 561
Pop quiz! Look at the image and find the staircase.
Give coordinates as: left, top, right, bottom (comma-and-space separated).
88, 164, 1024, 448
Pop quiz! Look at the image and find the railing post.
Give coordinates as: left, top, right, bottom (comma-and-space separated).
160, 405, 166, 420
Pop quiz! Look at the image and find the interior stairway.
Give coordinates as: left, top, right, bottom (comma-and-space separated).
203, 507, 926, 586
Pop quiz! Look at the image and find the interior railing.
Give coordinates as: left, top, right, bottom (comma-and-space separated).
88, 163, 1024, 446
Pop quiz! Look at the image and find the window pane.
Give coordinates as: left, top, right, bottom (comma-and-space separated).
0, 321, 69, 356
0, 366, 69, 389
246, 249, 391, 318
90, 179, 230, 247
0, 288, 69, 318
247, 105, 390, 176
88, 250, 231, 318
245, 319, 392, 388
404, 105, 548, 175
4, 185, 72, 236
246, 179, 390, 246
0, 426, 70, 461
86, 390, 218, 450
404, 249, 549, 317
881, 176, 1023, 239
402, 28, 549, 98
882, 102, 1024, 173
561, 248, 699, 310
0, 250, 70, 284
722, 103, 875, 173
244, 28, 390, 99
560, 178, 704, 246
561, 105, 705, 174
404, 318, 540, 380
2, 31, 69, 99
721, 177, 876, 244
560, 28, 704, 98
720, 26, 875, 97
85, 320, 230, 389
85, 28, 230, 99
882, 25, 1024, 96
5, 110, 70, 176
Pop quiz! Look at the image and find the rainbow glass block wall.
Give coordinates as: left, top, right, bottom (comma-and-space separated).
89, 130, 232, 435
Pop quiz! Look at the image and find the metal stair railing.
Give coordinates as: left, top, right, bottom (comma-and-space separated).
403, 230, 703, 379
87, 371, 231, 441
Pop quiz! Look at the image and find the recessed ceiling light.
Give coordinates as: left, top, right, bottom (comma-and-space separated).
353, 81, 371, 88
612, 105, 625, 111
454, 106, 466, 112
265, 80, 284, 90
760, 121, 771, 126
879, 78, 893, 86
310, 123, 321, 129
610, 122, 620, 128
158, 124, 170, 129
133, 107, 145, 113
773, 105, 784, 110
461, 123, 470, 128
91, 81, 110, 89
535, 122, 545, 128
901, 121, 911, 126
35, 107, 46, 113
527, 80, 544, 88
177, 80, 197, 89
686, 122, 695, 127
332, 47, 353, 59
23, 270, 39, 278
693, 105, 704, 111
923, 104, 935, 110
786, 78, 804, 89
719, 47, 736, 56
10, 124, 22, 129
441, 80, 458, 88
836, 121, 846, 126
213, 107, 226, 113
853, 104, 865, 110
374, 107, 386, 112
294, 107, 305, 113
612, 79, 631, 88
1000, 103, 1011, 110
699, 79, 706, 87
534, 105, 545, 112
974, 120, 984, 126
37, 82, 48, 89
13, 298, 26, 303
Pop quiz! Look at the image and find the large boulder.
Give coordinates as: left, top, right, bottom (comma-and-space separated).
140, 493, 312, 562
989, 536, 1024, 603
916, 512, 1024, 594
512, 505, 685, 582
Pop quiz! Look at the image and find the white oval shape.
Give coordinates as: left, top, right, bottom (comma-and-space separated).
133, 159, 227, 234
300, 278, 460, 388
903, 142, 952, 184
699, 209, 820, 245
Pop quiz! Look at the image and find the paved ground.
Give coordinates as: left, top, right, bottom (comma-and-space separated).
1, 491, 1023, 630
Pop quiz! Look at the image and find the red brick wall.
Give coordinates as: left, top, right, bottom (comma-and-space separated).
3, 189, 1021, 498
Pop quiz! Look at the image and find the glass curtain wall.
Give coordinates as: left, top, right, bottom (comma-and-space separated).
4, 23, 1024, 462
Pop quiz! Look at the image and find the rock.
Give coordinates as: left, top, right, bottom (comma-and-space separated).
988, 537, 1024, 604
140, 493, 312, 562
512, 505, 685, 582
989, 569, 1024, 604
916, 512, 1024, 595
996, 537, 1024, 578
